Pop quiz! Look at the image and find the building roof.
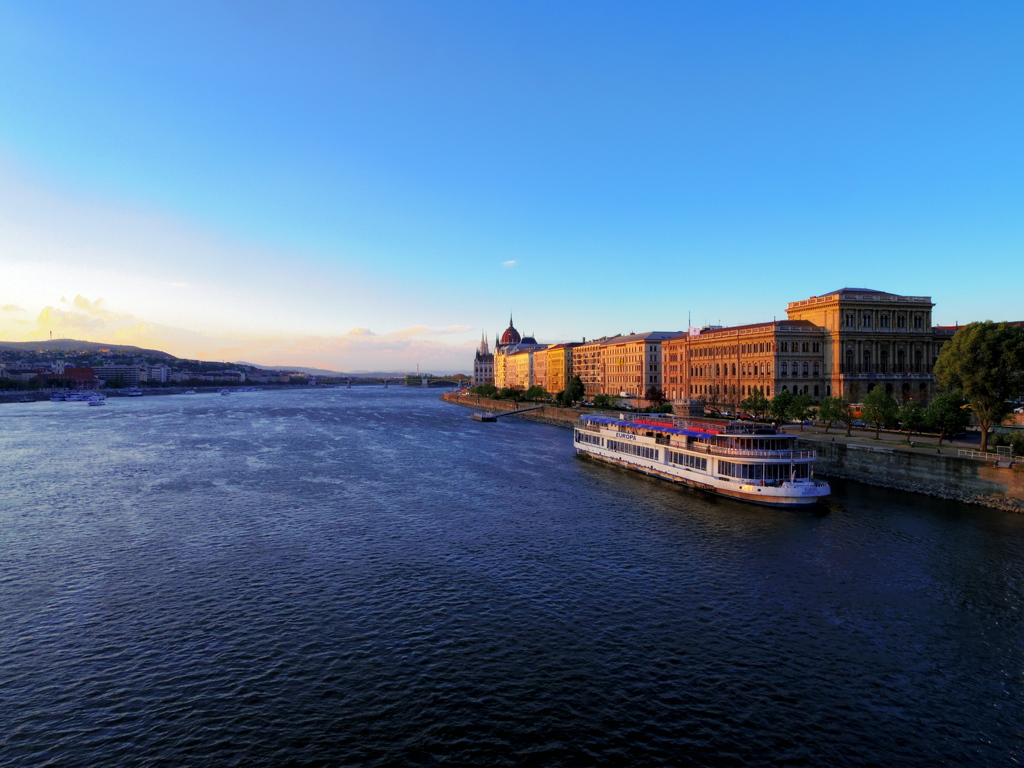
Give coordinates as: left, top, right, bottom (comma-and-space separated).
686, 319, 820, 338
499, 314, 521, 345
817, 287, 890, 297
604, 331, 683, 345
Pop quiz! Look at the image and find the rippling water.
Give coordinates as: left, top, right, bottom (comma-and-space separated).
1, 388, 1022, 766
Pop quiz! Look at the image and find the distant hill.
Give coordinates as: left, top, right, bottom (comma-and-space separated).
0, 339, 176, 359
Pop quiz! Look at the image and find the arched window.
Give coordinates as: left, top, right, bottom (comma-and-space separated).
781, 362, 788, 376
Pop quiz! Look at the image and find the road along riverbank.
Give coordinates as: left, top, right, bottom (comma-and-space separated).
442, 393, 1024, 513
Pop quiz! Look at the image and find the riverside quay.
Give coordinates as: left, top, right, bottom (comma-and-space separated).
483, 288, 957, 406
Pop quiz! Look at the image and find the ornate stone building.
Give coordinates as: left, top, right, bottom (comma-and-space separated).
492, 315, 541, 389
662, 288, 955, 407
785, 288, 954, 402
471, 332, 493, 387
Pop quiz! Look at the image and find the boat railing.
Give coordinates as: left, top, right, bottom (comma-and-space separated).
682, 444, 817, 460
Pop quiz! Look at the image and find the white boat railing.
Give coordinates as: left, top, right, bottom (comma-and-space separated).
687, 445, 817, 460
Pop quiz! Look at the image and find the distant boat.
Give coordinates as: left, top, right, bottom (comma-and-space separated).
220, 388, 231, 396
126, 388, 143, 397
182, 389, 197, 395
87, 397, 105, 406
50, 393, 66, 402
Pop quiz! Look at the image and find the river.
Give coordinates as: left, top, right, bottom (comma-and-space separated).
1, 388, 1021, 766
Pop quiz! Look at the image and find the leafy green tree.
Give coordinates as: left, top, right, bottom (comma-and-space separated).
644, 386, 666, 405
739, 387, 770, 420
498, 386, 524, 403
788, 393, 814, 431
838, 399, 855, 436
769, 390, 794, 424
593, 393, 612, 407
862, 386, 898, 439
924, 391, 971, 446
524, 385, 548, 401
565, 376, 585, 406
817, 396, 845, 434
897, 400, 927, 441
470, 384, 497, 398
934, 321, 1024, 453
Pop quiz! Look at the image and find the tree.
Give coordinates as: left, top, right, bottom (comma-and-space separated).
769, 390, 794, 424
817, 396, 845, 434
739, 387, 770, 420
897, 400, 926, 441
862, 386, 898, 439
924, 391, 971, 446
838, 399, 855, 436
934, 321, 1024, 452
565, 376, 585, 406
593, 393, 612, 407
498, 386, 524, 403
524, 385, 548, 401
470, 384, 497, 398
645, 386, 666, 405
788, 393, 814, 431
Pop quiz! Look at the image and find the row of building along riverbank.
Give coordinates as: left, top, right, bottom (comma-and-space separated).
475, 288, 966, 408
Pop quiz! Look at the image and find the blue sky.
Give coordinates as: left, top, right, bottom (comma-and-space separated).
1, 1, 1021, 370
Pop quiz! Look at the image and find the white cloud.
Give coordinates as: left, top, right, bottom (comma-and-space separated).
502, 260, 517, 266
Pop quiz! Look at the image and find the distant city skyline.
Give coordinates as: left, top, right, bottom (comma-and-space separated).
1, 2, 1021, 370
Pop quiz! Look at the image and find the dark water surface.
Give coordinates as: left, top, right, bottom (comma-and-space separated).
1, 389, 1022, 767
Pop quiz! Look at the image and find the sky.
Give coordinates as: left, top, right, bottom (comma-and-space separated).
1, 1, 1021, 372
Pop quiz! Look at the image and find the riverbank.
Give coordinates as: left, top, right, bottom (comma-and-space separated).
442, 393, 1024, 513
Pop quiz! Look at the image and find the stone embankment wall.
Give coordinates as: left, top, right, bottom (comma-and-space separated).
800, 440, 1024, 513
442, 393, 1024, 513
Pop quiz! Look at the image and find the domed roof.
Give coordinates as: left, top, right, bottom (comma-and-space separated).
500, 315, 521, 345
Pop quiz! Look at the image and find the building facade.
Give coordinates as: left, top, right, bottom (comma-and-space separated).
600, 332, 679, 398
541, 343, 579, 395
492, 315, 541, 389
662, 288, 953, 408
571, 337, 611, 397
472, 333, 494, 387
785, 288, 952, 402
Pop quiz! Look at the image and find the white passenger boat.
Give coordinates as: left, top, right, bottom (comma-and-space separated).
574, 414, 830, 507
87, 396, 106, 406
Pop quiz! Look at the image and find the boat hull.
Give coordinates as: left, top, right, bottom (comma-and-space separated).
576, 447, 828, 508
